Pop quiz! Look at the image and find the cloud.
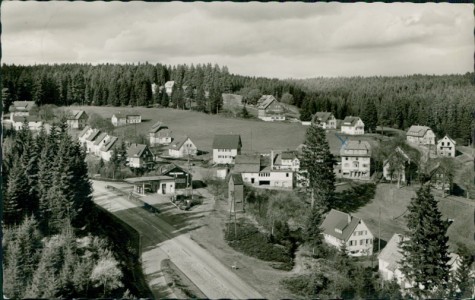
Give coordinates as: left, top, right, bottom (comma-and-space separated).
1, 2, 472, 78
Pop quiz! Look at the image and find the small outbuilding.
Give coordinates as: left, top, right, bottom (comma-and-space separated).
227, 173, 244, 213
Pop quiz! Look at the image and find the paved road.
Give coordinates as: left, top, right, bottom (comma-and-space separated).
92, 180, 263, 299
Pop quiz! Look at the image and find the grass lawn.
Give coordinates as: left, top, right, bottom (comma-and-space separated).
352, 183, 475, 253
70, 106, 386, 156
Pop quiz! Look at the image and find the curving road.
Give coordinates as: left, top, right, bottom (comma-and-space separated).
92, 180, 263, 299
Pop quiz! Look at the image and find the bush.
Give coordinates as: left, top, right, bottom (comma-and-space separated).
224, 221, 293, 269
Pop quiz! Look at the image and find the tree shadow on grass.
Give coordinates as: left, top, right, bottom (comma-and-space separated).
331, 183, 377, 213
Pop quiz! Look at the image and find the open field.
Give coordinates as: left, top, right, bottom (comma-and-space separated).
69, 105, 386, 156
353, 183, 475, 253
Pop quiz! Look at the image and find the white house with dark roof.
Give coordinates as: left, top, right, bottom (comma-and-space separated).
234, 153, 294, 189
78, 126, 94, 148
383, 147, 411, 183
406, 125, 435, 145
66, 110, 88, 129
149, 121, 172, 146
312, 112, 337, 129
168, 137, 197, 158
92, 132, 109, 156
340, 140, 371, 180
379, 233, 462, 290
99, 135, 119, 162
11, 115, 43, 132
85, 129, 101, 153
341, 116, 365, 135
437, 135, 456, 157
256, 95, 285, 121
212, 134, 242, 164
272, 150, 300, 171
127, 143, 154, 169
9, 101, 37, 121
321, 209, 374, 256
111, 113, 142, 127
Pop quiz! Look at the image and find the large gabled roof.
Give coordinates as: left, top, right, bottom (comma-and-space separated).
406, 125, 433, 137
127, 143, 149, 158
321, 209, 362, 241
100, 136, 119, 152
67, 110, 87, 120
12, 115, 42, 123
149, 121, 169, 133
342, 116, 362, 126
234, 154, 261, 173
86, 129, 101, 142
340, 140, 371, 156
169, 137, 193, 150
378, 233, 407, 271
78, 125, 92, 138
9, 101, 36, 112
212, 134, 242, 149
312, 112, 334, 123
257, 95, 277, 110
93, 132, 108, 145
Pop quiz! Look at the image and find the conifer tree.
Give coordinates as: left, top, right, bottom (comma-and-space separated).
3, 241, 25, 299
160, 90, 169, 107
361, 99, 378, 133
400, 184, 451, 298
4, 157, 29, 225
454, 244, 475, 299
299, 124, 336, 209
299, 98, 312, 121
305, 204, 325, 256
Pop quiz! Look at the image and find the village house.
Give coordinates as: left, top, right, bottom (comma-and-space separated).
92, 132, 109, 156
233, 153, 294, 189
66, 110, 88, 129
111, 113, 142, 127
256, 95, 285, 121
165, 81, 175, 96
124, 163, 192, 195
321, 209, 374, 256
78, 126, 94, 148
406, 125, 436, 145
340, 140, 372, 180
168, 137, 198, 158
341, 116, 365, 135
379, 233, 461, 290
126, 143, 154, 169
9, 101, 37, 122
11, 115, 43, 132
149, 121, 172, 146
99, 135, 119, 162
212, 134, 242, 165
227, 173, 245, 213
426, 160, 453, 193
437, 135, 456, 157
312, 112, 337, 129
383, 147, 411, 184
85, 129, 101, 153
271, 150, 300, 171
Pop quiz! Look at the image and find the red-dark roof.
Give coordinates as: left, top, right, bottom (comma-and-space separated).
321, 209, 362, 241
212, 134, 242, 149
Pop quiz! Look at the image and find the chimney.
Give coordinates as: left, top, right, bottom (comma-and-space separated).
348, 213, 351, 223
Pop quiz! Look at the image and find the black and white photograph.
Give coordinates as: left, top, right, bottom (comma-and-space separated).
2, 1, 474, 299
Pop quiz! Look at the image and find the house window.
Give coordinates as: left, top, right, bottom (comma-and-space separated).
442, 142, 444, 146
286, 173, 289, 177
345, 157, 348, 161
349, 240, 353, 246
360, 240, 363, 245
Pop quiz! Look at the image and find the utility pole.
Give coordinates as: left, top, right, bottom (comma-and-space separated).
378, 206, 381, 254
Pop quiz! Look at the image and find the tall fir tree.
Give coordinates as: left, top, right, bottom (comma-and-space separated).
361, 99, 378, 133
160, 90, 169, 107
299, 124, 336, 209
400, 184, 451, 298
4, 157, 29, 225
304, 202, 325, 255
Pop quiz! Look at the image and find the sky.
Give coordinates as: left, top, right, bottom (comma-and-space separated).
2, 2, 473, 79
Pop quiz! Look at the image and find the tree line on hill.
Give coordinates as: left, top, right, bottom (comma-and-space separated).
3, 63, 474, 143
2, 121, 143, 298
1, 63, 306, 114
294, 74, 475, 144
